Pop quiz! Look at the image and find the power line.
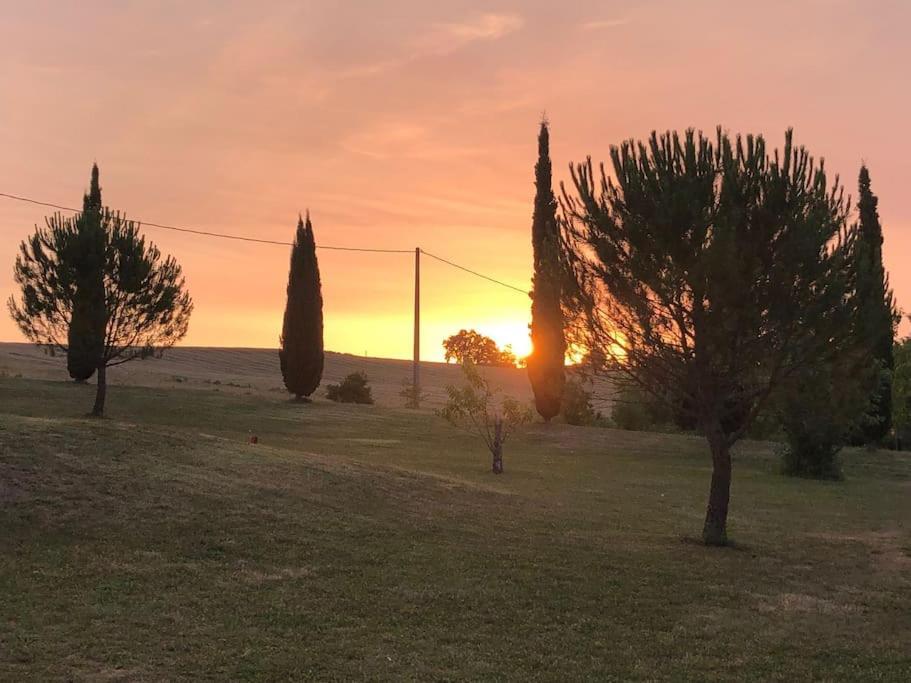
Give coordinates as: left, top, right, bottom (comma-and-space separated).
0, 190, 529, 293
0, 191, 411, 254
421, 250, 528, 295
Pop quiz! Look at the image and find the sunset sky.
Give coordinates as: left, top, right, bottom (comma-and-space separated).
1, 0, 909, 361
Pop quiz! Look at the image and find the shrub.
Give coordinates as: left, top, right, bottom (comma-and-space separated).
326, 372, 373, 404
778, 367, 849, 480
610, 385, 675, 432
561, 379, 597, 426
399, 378, 427, 409
610, 386, 654, 431
892, 336, 911, 450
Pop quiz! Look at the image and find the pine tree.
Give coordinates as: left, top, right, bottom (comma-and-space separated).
279, 213, 324, 400
67, 163, 106, 382
853, 165, 898, 443
10, 209, 193, 416
562, 129, 863, 545
526, 120, 566, 421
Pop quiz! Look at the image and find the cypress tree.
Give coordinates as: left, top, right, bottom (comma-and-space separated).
527, 119, 566, 421
853, 165, 897, 443
279, 212, 324, 400
67, 163, 106, 382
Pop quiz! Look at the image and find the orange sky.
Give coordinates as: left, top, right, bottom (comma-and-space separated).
2, 0, 909, 361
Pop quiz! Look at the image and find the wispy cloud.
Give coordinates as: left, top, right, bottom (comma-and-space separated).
580, 18, 630, 31
337, 13, 524, 81
426, 13, 524, 49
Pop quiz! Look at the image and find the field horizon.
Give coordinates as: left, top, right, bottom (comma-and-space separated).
0, 341, 558, 411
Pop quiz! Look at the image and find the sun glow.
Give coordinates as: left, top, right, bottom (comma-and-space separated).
480, 321, 533, 361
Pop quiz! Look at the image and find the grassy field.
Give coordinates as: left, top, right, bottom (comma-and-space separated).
1, 348, 910, 680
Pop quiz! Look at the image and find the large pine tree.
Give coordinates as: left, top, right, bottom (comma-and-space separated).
526, 120, 566, 421
279, 213, 324, 399
853, 165, 897, 443
561, 129, 863, 545
67, 163, 106, 382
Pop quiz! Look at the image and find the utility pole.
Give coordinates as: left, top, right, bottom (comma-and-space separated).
413, 247, 421, 407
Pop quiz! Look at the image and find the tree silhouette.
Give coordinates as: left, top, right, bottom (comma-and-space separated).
562, 128, 862, 545
852, 165, 898, 443
443, 329, 516, 367
9, 209, 193, 416
279, 213, 324, 400
527, 120, 566, 421
440, 363, 533, 474
67, 163, 106, 382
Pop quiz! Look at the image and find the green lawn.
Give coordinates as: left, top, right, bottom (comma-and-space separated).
1, 377, 909, 681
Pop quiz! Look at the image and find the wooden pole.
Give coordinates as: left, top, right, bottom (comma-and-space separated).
413, 247, 421, 407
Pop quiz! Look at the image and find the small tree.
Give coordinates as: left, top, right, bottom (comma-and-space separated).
9, 210, 193, 416
67, 163, 106, 382
443, 329, 516, 367
440, 363, 532, 473
279, 213, 324, 400
562, 128, 861, 545
527, 119, 566, 421
399, 377, 428, 408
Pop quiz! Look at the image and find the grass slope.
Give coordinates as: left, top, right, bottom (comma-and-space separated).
1, 375, 910, 681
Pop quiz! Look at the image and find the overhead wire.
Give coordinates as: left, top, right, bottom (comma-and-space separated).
0, 191, 530, 292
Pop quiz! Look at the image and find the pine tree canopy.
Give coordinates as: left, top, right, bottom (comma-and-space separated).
9, 209, 193, 414
561, 128, 864, 544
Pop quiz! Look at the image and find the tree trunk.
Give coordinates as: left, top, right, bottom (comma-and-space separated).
702, 431, 731, 546
491, 418, 504, 474
91, 363, 107, 417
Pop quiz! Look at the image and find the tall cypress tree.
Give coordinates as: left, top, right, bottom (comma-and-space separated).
853, 165, 897, 443
527, 120, 566, 421
279, 212, 324, 400
67, 163, 106, 382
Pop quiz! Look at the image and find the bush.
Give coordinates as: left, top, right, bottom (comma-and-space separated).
893, 337, 911, 450
326, 372, 374, 404
779, 407, 844, 480
778, 366, 850, 480
611, 387, 654, 431
561, 379, 598, 426
779, 439, 843, 480
610, 385, 675, 432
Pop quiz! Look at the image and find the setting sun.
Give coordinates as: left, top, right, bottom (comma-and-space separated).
480, 321, 533, 361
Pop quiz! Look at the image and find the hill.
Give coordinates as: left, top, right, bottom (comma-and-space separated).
0, 342, 612, 412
